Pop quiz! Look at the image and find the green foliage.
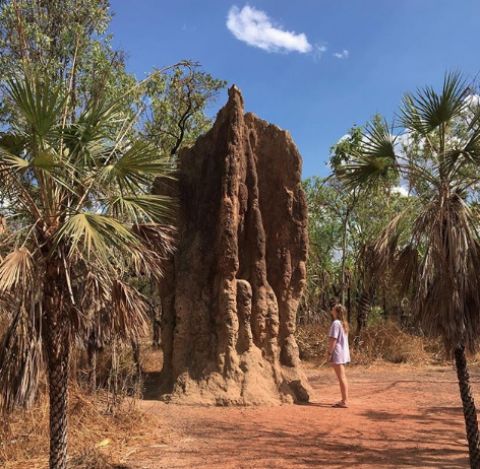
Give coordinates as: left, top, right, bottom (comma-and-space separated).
302, 176, 343, 313
334, 116, 399, 191
0, 0, 134, 126
303, 118, 411, 324
0, 1, 226, 155
341, 72, 480, 354
143, 66, 226, 156
329, 124, 363, 171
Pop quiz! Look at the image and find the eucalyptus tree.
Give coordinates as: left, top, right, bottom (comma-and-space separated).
0, 0, 136, 125
329, 126, 363, 305
143, 66, 226, 157
303, 171, 405, 327
302, 177, 344, 320
0, 72, 175, 468
329, 121, 405, 332
340, 73, 480, 467
0, 0, 225, 151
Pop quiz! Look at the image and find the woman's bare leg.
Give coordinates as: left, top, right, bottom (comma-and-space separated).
333, 364, 348, 404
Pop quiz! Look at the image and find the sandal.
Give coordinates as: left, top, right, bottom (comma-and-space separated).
332, 401, 348, 408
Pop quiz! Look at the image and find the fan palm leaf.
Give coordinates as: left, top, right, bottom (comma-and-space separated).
0, 304, 43, 413
55, 213, 140, 260
400, 72, 468, 135
0, 247, 35, 292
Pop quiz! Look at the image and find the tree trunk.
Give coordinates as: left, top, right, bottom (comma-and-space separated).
355, 289, 370, 336
131, 338, 141, 377
454, 345, 480, 468
43, 261, 70, 469
339, 211, 350, 305
382, 287, 388, 320
87, 331, 97, 392
47, 339, 69, 469
152, 319, 161, 348
347, 285, 352, 325
152, 301, 162, 349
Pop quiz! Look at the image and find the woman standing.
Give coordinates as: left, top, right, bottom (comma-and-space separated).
328, 303, 351, 408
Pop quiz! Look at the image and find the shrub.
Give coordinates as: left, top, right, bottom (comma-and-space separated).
295, 320, 441, 366
0, 386, 152, 468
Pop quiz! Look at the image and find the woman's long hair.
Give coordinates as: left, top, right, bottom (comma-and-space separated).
333, 304, 349, 334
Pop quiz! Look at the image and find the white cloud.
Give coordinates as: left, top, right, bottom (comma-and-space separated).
337, 133, 350, 143
226, 5, 312, 54
391, 186, 409, 197
333, 49, 349, 59
465, 94, 480, 107
313, 44, 328, 61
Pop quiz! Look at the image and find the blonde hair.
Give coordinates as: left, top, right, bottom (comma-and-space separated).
333, 304, 349, 334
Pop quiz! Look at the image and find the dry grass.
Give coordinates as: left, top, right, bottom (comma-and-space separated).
295, 322, 329, 362
352, 322, 437, 365
138, 343, 163, 374
0, 324, 459, 468
296, 321, 442, 366
0, 385, 160, 469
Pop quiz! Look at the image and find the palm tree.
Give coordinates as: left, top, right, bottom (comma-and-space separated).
340, 73, 480, 467
0, 73, 175, 468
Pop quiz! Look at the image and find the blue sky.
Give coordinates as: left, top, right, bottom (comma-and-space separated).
109, 0, 480, 178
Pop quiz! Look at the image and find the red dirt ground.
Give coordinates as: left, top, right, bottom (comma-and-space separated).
125, 363, 478, 468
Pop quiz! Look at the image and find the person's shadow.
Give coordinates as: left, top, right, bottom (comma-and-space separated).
296, 401, 333, 408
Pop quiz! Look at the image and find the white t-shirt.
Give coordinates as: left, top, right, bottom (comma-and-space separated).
328, 319, 351, 364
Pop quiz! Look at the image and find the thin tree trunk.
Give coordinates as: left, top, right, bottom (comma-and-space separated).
152, 301, 162, 349
87, 330, 97, 392
340, 211, 349, 305
43, 260, 70, 469
454, 345, 480, 468
382, 286, 388, 320
47, 339, 69, 469
347, 285, 352, 325
131, 338, 141, 377
152, 320, 161, 348
339, 195, 358, 305
355, 289, 371, 337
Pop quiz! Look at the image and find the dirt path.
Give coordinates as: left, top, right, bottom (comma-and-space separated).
125, 364, 478, 468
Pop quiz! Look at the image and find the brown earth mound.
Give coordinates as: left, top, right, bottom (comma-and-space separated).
154, 86, 310, 405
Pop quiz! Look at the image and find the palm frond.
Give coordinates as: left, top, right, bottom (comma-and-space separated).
0, 134, 28, 156
6, 76, 65, 138
107, 194, 175, 224
128, 223, 176, 280
0, 146, 30, 200
55, 213, 140, 260
400, 72, 468, 135
133, 223, 177, 259
440, 105, 480, 175
0, 248, 34, 293
108, 280, 149, 341
338, 118, 399, 190
99, 141, 174, 192
461, 107, 480, 162
61, 99, 123, 166
0, 150, 29, 171
0, 305, 43, 413
406, 192, 480, 353
340, 156, 392, 189
362, 118, 397, 160
370, 211, 407, 275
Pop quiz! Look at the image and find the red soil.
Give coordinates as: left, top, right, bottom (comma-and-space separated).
127, 363, 478, 468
